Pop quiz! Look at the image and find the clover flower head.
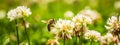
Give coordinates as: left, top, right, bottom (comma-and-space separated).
101, 33, 113, 43
105, 16, 120, 31
80, 9, 101, 21
84, 30, 101, 42
7, 6, 31, 21
51, 19, 74, 39
55, 19, 74, 31
72, 14, 92, 26
7, 9, 17, 21
46, 39, 59, 45
107, 16, 117, 26
72, 24, 88, 37
16, 6, 31, 17
105, 16, 120, 36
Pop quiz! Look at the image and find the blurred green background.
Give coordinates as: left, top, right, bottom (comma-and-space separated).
0, 0, 120, 45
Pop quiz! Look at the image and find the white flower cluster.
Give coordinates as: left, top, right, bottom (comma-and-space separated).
105, 16, 120, 30
101, 33, 113, 43
55, 19, 74, 31
47, 39, 59, 45
46, 7, 102, 43
7, 6, 31, 21
72, 14, 92, 26
84, 30, 101, 42
50, 19, 74, 39
80, 8, 101, 21
80, 9, 100, 21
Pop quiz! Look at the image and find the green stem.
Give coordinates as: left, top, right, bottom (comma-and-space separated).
0, 36, 2, 45
23, 20, 30, 45
75, 36, 77, 45
15, 20, 19, 45
79, 36, 82, 45
79, 24, 84, 45
90, 40, 93, 45
64, 36, 65, 45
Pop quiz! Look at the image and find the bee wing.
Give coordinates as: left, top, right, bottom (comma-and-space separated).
41, 20, 48, 23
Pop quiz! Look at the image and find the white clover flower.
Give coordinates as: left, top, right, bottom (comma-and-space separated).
105, 16, 118, 30
64, 11, 74, 18
80, 8, 101, 21
16, 6, 31, 17
46, 39, 59, 45
101, 33, 113, 43
72, 14, 92, 26
107, 16, 117, 26
51, 19, 74, 39
55, 19, 74, 31
84, 30, 101, 42
105, 16, 120, 36
7, 9, 17, 21
7, 6, 31, 21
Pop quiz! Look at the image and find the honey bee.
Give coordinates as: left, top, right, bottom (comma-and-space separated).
41, 19, 55, 31
47, 19, 55, 31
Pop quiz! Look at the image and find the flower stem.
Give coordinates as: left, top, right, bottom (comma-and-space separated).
90, 40, 93, 45
79, 36, 82, 45
79, 24, 84, 45
15, 20, 19, 45
23, 20, 30, 45
76, 36, 77, 45
64, 36, 65, 45
25, 25, 30, 45
0, 36, 2, 45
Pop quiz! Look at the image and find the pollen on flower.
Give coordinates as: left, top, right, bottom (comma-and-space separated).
84, 30, 101, 42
